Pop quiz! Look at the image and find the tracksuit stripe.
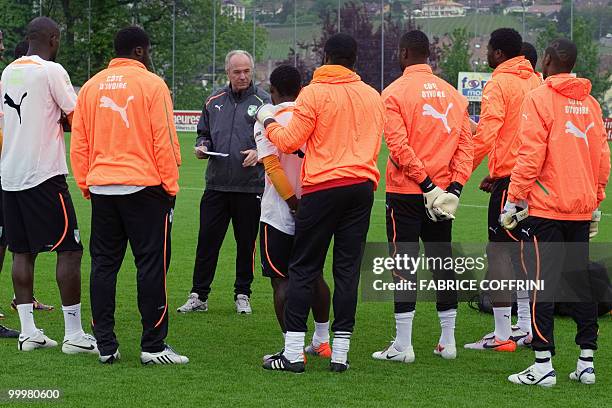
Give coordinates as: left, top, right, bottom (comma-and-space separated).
50, 193, 69, 251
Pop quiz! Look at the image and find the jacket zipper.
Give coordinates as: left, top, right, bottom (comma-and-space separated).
228, 101, 238, 183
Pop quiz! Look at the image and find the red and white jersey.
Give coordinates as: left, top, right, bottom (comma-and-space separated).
0, 55, 76, 191
255, 102, 304, 236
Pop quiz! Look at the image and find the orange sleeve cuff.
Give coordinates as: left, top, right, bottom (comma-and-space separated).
262, 155, 295, 200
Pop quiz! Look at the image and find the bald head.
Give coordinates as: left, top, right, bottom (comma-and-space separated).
542, 38, 577, 78
26, 17, 61, 61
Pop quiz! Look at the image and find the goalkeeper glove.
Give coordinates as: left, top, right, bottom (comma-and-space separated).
432, 182, 463, 221
499, 199, 529, 230
420, 176, 445, 222
589, 209, 601, 240
255, 104, 276, 126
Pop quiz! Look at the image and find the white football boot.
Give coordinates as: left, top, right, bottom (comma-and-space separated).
372, 342, 415, 363
508, 364, 556, 387
176, 293, 208, 313
141, 344, 189, 365
18, 329, 58, 352
62, 332, 98, 355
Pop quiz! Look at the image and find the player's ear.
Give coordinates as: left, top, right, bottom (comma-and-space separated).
50, 33, 59, 48
134, 46, 144, 58
495, 49, 504, 63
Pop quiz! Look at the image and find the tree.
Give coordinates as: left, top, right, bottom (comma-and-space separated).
0, 0, 40, 68
535, 21, 559, 55
281, 1, 418, 91
536, 18, 611, 114
438, 28, 471, 85
0, 0, 267, 109
572, 17, 611, 115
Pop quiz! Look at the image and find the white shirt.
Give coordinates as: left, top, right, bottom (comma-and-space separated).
89, 185, 146, 195
255, 102, 304, 236
0, 55, 76, 191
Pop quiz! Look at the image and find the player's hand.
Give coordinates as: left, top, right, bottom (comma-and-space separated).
286, 195, 299, 216
589, 209, 601, 240
241, 149, 258, 167
479, 176, 494, 193
420, 177, 445, 222
499, 200, 528, 230
194, 145, 209, 160
58, 112, 71, 132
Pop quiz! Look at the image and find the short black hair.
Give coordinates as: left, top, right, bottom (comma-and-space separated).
489, 28, 522, 59
114, 26, 150, 57
26, 17, 60, 42
399, 30, 430, 58
324, 33, 357, 68
545, 38, 577, 72
270, 65, 302, 98
14, 40, 29, 59
521, 42, 538, 69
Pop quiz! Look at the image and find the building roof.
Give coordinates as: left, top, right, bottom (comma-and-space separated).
423, 1, 465, 7
527, 5, 561, 15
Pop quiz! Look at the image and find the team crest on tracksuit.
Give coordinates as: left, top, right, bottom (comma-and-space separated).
247, 105, 258, 117
74, 229, 81, 243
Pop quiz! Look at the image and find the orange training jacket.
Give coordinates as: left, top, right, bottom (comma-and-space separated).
265, 65, 385, 191
508, 74, 610, 221
71, 58, 181, 197
383, 64, 473, 194
472, 56, 542, 178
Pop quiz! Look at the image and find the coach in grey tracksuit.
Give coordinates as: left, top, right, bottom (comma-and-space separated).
186, 50, 270, 311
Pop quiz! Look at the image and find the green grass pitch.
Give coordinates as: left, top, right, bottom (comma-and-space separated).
0, 133, 610, 407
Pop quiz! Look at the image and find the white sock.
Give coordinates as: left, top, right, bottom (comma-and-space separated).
534, 350, 553, 373
516, 290, 531, 334
62, 303, 84, 340
577, 349, 594, 372
283, 331, 305, 362
16, 303, 37, 337
312, 321, 330, 346
393, 311, 414, 351
331, 331, 351, 364
438, 309, 457, 346
493, 307, 512, 341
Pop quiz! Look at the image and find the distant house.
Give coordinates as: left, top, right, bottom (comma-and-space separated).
456, 0, 500, 12
415, 1, 466, 18
222, 0, 246, 21
504, 4, 561, 18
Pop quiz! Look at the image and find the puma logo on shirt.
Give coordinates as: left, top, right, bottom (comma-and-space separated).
100, 95, 134, 128
3, 92, 28, 124
565, 121, 594, 147
422, 103, 453, 134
